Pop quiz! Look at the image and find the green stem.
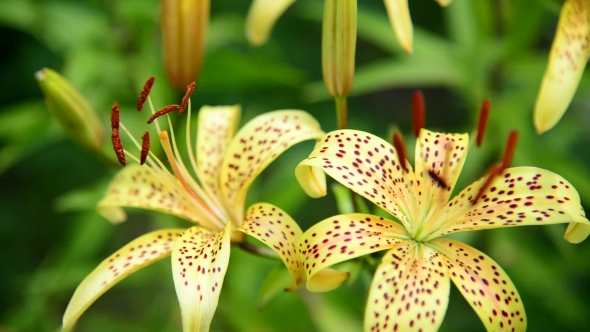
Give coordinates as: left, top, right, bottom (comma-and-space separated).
239, 241, 280, 260
335, 96, 348, 129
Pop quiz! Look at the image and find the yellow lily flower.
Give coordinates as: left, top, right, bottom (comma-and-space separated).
296, 126, 590, 331
245, 0, 452, 53
62, 80, 335, 331
534, 0, 590, 133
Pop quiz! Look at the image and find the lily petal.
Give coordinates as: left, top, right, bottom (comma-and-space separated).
197, 105, 241, 203
171, 223, 232, 332
383, 0, 414, 54
365, 241, 450, 332
414, 129, 469, 224
220, 110, 324, 224
534, 0, 590, 134
429, 167, 590, 243
297, 213, 408, 286
246, 0, 296, 46
62, 229, 184, 329
306, 268, 350, 293
431, 239, 527, 331
97, 165, 214, 228
296, 130, 418, 230
236, 203, 305, 289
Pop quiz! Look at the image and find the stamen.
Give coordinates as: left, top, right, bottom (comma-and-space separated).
428, 170, 449, 189
472, 163, 503, 205
412, 91, 425, 138
137, 77, 155, 111
111, 102, 120, 130
501, 130, 519, 170
111, 129, 126, 166
476, 99, 491, 147
147, 105, 180, 124
393, 132, 409, 172
140, 131, 150, 165
179, 82, 196, 115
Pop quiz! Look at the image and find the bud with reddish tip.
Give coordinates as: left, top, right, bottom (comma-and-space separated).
35, 68, 104, 154
161, 0, 209, 90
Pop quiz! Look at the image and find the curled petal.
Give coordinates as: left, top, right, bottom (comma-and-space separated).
296, 130, 418, 231
171, 223, 232, 332
306, 268, 350, 293
297, 213, 408, 287
220, 110, 324, 224
414, 129, 469, 225
246, 0, 296, 46
383, 0, 414, 54
429, 167, 590, 243
197, 105, 241, 203
534, 0, 590, 133
97, 165, 215, 228
62, 229, 184, 329
365, 242, 450, 332
236, 203, 305, 289
431, 239, 527, 332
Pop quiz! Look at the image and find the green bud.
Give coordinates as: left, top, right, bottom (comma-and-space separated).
322, 0, 357, 99
35, 68, 103, 153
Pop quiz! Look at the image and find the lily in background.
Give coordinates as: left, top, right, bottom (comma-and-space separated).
535, 0, 590, 134
62, 78, 346, 332
295, 96, 590, 331
245, 0, 452, 53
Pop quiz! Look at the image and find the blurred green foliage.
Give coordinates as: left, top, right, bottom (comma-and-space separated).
1, 0, 590, 331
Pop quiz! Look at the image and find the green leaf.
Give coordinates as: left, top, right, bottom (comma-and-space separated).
256, 264, 294, 310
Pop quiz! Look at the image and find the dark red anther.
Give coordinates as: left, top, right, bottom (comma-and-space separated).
472, 162, 503, 205
137, 76, 155, 112
111, 129, 126, 166
179, 82, 196, 115
476, 99, 491, 147
393, 132, 409, 173
140, 131, 150, 165
428, 170, 449, 189
501, 130, 519, 170
111, 102, 120, 130
147, 105, 180, 124
412, 91, 425, 138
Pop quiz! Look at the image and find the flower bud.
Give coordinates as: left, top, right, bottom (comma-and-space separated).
322, 0, 357, 99
245, 0, 296, 46
35, 68, 103, 153
161, 0, 209, 90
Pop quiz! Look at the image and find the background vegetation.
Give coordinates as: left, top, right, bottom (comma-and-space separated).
1, 0, 589, 331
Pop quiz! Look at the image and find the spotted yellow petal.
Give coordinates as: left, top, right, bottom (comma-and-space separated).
365, 241, 450, 332
220, 110, 324, 224
236, 203, 305, 289
171, 223, 231, 332
197, 105, 241, 203
297, 213, 408, 286
383, 0, 414, 54
431, 239, 527, 332
534, 0, 590, 134
428, 167, 590, 243
296, 130, 418, 231
246, 0, 296, 46
413, 129, 469, 224
62, 229, 184, 329
97, 164, 213, 228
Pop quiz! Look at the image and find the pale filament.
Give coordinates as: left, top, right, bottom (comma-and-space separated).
158, 131, 223, 229
120, 123, 221, 231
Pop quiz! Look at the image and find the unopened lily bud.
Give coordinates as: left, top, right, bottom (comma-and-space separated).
246, 0, 296, 46
322, 0, 357, 99
35, 68, 103, 153
534, 0, 590, 134
162, 0, 209, 90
